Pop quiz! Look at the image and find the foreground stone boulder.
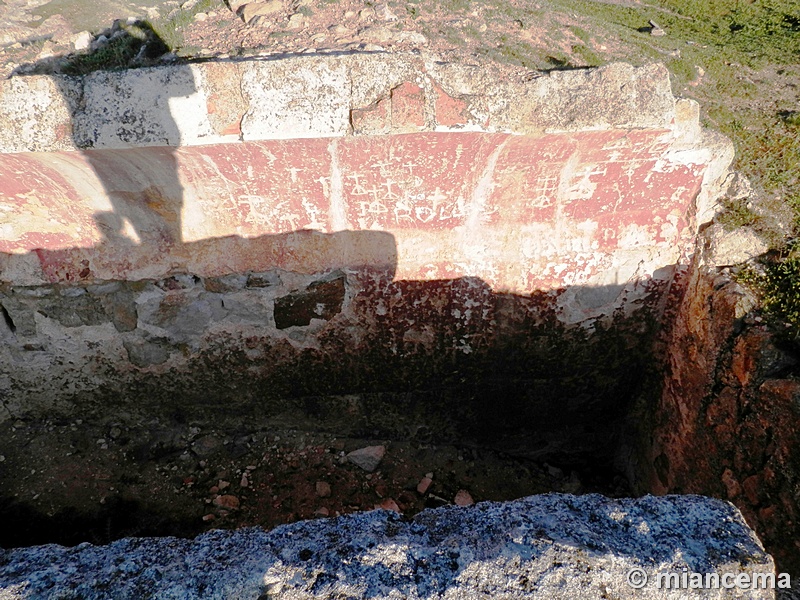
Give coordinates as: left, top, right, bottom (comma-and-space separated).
0, 494, 775, 599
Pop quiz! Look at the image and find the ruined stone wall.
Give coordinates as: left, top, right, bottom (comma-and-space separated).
1, 54, 787, 595
0, 56, 734, 468
638, 247, 800, 575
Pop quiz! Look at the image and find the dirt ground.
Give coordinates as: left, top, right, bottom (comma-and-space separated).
0, 414, 628, 547
0, 0, 650, 79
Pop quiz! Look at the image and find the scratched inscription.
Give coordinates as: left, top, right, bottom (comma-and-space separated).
340, 134, 498, 230
187, 140, 332, 236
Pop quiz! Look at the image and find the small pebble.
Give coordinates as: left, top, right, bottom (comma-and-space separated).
454, 490, 474, 506
314, 507, 330, 517
379, 498, 401, 513
316, 481, 332, 498
287, 13, 304, 29
202, 513, 216, 522
213, 494, 240, 510
417, 476, 433, 494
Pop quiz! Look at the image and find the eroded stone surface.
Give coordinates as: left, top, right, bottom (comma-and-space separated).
0, 129, 722, 304
0, 57, 682, 152
640, 251, 800, 576
0, 494, 775, 599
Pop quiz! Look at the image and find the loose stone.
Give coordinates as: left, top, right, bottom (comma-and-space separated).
315, 481, 331, 498
379, 498, 400, 512
417, 476, 432, 494
213, 495, 240, 510
346, 445, 385, 472
454, 490, 474, 506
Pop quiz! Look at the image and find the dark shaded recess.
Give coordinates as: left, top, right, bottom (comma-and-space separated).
0, 496, 202, 549
274, 275, 346, 329
73, 276, 659, 473
0, 303, 15, 334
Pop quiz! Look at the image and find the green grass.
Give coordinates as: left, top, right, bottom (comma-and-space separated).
717, 198, 759, 231
571, 44, 603, 67
151, 0, 222, 55
60, 21, 169, 75
738, 252, 800, 343
53, 0, 223, 73
640, 0, 800, 331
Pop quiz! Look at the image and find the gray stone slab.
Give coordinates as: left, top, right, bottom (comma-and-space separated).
0, 494, 776, 599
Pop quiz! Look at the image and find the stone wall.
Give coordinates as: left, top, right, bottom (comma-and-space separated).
0, 58, 733, 455
637, 247, 800, 575
0, 56, 771, 586
0, 57, 682, 152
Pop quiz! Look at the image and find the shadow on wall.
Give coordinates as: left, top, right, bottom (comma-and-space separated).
0, 227, 656, 465
0, 24, 196, 272
0, 44, 665, 469
0, 220, 659, 547
51, 28, 191, 251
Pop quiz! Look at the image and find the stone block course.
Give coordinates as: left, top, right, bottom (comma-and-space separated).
0, 56, 683, 152
389, 81, 426, 131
